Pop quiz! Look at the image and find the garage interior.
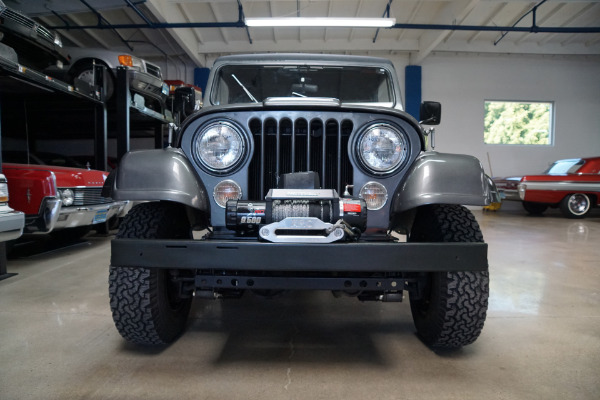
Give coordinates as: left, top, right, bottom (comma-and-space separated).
1, 1, 599, 399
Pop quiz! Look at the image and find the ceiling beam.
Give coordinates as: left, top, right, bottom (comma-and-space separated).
143, 0, 208, 67
178, 2, 206, 45
467, 2, 507, 44
349, 0, 365, 43
396, 1, 422, 42
515, 2, 564, 45
559, 3, 598, 46
196, 38, 420, 54
37, 15, 87, 48
189, 36, 600, 57
410, 0, 480, 64
65, 13, 113, 49
208, 1, 229, 44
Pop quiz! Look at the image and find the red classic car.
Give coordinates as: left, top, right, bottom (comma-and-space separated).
2, 163, 128, 237
494, 157, 600, 218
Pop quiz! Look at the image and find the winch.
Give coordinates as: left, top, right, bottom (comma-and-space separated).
226, 187, 367, 243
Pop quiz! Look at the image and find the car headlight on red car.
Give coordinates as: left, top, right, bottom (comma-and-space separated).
58, 188, 74, 206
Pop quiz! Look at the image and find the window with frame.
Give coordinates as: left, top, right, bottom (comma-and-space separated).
484, 101, 553, 145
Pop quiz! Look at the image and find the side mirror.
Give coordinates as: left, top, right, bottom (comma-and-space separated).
419, 101, 441, 125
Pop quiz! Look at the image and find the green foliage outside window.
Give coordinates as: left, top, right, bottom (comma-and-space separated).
484, 101, 553, 145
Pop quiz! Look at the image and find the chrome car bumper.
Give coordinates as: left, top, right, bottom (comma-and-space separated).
24, 197, 61, 234
0, 209, 25, 242
128, 70, 166, 103
499, 189, 521, 201
54, 201, 128, 230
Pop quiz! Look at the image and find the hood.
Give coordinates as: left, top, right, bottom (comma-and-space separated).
2, 163, 107, 187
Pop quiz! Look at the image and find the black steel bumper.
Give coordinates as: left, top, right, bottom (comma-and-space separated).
111, 239, 488, 273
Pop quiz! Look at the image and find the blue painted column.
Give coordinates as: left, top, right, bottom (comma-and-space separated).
405, 65, 422, 120
194, 68, 211, 94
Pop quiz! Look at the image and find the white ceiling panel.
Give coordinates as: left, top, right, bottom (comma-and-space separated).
4, 0, 599, 69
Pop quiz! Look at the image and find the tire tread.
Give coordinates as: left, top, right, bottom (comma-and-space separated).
109, 202, 191, 345
409, 204, 489, 349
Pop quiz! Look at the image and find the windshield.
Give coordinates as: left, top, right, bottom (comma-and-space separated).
544, 159, 583, 174
211, 64, 394, 107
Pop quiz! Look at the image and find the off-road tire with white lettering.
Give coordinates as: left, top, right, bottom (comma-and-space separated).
109, 202, 192, 345
408, 204, 489, 349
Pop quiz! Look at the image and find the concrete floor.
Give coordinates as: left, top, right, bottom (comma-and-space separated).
1, 206, 599, 400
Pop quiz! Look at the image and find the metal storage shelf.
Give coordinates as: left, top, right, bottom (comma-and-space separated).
0, 51, 172, 279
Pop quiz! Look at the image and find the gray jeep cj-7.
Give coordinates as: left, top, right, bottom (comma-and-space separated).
105, 53, 499, 349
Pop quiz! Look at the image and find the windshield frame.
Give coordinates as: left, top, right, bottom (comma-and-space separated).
208, 61, 399, 109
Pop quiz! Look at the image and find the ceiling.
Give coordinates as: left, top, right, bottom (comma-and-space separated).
6, 0, 600, 70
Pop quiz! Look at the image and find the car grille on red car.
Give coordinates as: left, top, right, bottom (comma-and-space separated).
62, 188, 114, 207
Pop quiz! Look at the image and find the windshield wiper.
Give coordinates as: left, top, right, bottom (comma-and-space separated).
231, 74, 258, 103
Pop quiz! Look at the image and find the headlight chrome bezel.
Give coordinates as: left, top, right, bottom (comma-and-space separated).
59, 188, 74, 207
193, 120, 247, 175
356, 122, 409, 176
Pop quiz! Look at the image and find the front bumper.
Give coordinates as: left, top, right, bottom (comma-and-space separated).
24, 197, 61, 234
54, 201, 128, 230
128, 70, 166, 104
0, 209, 25, 241
111, 239, 488, 273
499, 189, 520, 201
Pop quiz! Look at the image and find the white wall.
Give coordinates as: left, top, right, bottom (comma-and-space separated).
150, 57, 196, 84
413, 53, 600, 177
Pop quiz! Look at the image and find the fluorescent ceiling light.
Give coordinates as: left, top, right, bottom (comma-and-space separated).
245, 17, 396, 28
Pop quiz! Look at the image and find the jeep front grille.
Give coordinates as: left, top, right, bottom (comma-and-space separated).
247, 117, 354, 199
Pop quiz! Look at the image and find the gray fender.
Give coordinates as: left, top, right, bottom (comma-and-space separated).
111, 148, 209, 211
392, 152, 499, 214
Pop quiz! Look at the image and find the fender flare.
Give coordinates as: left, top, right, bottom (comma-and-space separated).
111, 148, 209, 212
392, 152, 499, 214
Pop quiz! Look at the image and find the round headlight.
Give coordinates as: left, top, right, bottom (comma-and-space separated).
359, 182, 388, 210
60, 188, 74, 207
358, 123, 408, 174
213, 180, 242, 208
195, 121, 244, 172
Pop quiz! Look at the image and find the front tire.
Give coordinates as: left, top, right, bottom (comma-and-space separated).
560, 193, 591, 219
109, 202, 192, 345
408, 204, 489, 349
